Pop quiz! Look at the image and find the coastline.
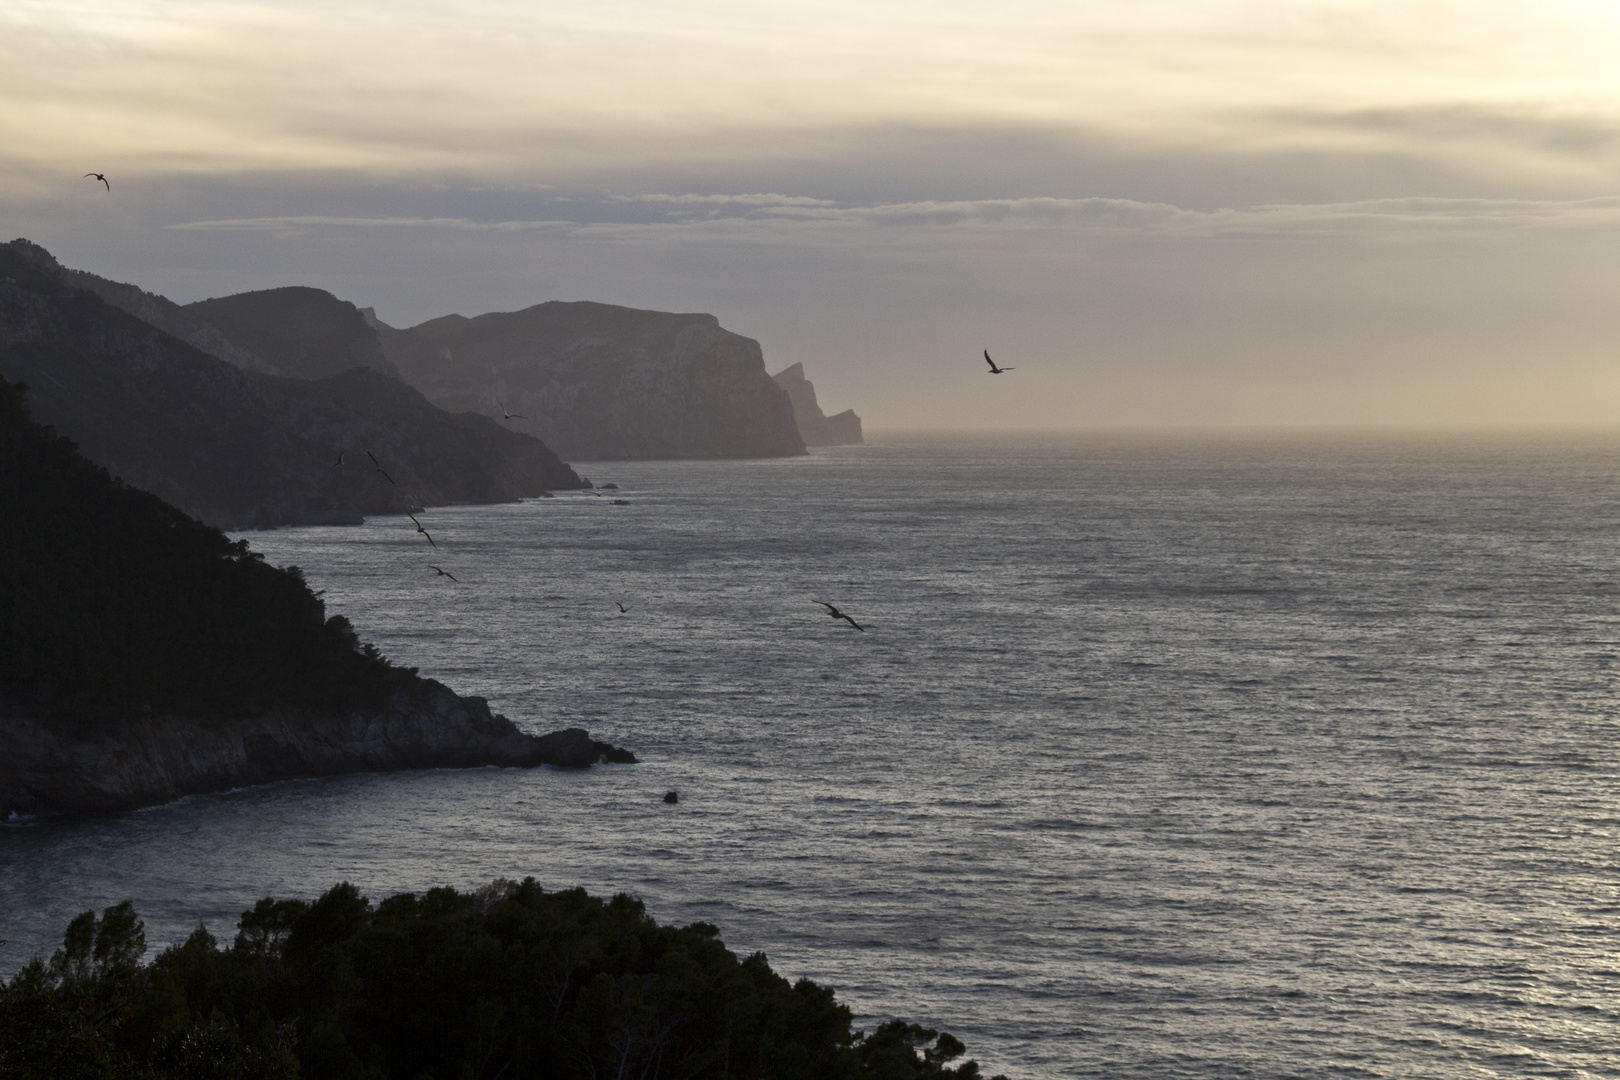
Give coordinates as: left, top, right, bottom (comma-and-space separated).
0, 684, 634, 817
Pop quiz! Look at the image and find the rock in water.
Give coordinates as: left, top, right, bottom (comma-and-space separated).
532, 727, 639, 769
771, 362, 864, 446
374, 301, 807, 460
664, 790, 679, 804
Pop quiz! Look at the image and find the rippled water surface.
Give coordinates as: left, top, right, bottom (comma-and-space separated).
9, 430, 1620, 1078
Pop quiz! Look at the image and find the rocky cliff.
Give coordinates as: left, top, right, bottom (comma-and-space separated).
0, 691, 635, 816
771, 363, 864, 446
0, 240, 584, 528
375, 301, 807, 460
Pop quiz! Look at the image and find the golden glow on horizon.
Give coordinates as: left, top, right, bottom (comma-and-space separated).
5, 0, 1620, 178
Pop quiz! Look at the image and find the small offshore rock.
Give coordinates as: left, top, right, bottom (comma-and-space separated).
663, 790, 679, 804
611, 499, 629, 505
533, 727, 638, 769
601, 483, 619, 489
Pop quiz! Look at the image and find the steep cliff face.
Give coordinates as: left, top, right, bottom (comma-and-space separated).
377, 301, 806, 460
0, 240, 583, 528
61, 271, 398, 381
771, 363, 864, 446
0, 688, 633, 816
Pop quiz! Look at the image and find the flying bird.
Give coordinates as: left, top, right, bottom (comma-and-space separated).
367, 450, 396, 484
84, 173, 109, 191
332, 451, 345, 467
616, 603, 628, 613
429, 565, 458, 582
499, 401, 528, 420
815, 600, 865, 632
984, 350, 1014, 374
407, 512, 437, 548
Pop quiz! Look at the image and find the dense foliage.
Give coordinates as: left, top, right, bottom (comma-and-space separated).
0, 376, 416, 723
0, 881, 1004, 1080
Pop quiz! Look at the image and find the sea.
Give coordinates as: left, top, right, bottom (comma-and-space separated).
7, 429, 1620, 1079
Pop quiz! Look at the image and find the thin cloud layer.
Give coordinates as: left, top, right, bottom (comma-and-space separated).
169, 193, 1620, 238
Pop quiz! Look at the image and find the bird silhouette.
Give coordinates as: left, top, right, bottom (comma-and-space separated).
429, 565, 458, 582
984, 350, 1014, 374
499, 401, 528, 420
815, 600, 865, 632
332, 451, 345, 467
84, 173, 109, 191
407, 512, 437, 548
616, 602, 629, 613
367, 450, 396, 484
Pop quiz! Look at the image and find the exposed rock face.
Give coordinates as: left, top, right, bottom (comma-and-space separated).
771, 363, 864, 446
0, 239, 584, 528
376, 301, 807, 460
0, 687, 637, 816
61, 272, 399, 381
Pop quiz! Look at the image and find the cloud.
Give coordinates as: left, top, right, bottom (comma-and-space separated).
167, 193, 1620, 243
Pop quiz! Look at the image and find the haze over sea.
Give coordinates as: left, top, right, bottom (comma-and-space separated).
8, 430, 1620, 1078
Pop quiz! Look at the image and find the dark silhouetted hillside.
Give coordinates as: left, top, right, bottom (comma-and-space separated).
61, 270, 397, 380
185, 287, 397, 380
376, 301, 807, 460
0, 240, 583, 529
0, 376, 630, 814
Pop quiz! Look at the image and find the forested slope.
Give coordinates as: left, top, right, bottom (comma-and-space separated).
0, 377, 627, 814
0, 880, 1003, 1080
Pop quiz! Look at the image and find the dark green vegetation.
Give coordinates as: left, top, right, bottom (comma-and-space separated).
0, 240, 583, 528
0, 882, 1004, 1080
0, 375, 413, 722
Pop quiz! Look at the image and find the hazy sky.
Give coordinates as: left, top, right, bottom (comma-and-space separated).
6, 0, 1620, 428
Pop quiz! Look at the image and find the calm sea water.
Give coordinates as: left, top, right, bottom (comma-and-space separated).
8, 429, 1620, 1078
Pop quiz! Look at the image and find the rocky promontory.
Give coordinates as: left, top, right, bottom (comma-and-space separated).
374, 301, 807, 460
0, 689, 636, 816
771, 362, 864, 445
0, 372, 632, 817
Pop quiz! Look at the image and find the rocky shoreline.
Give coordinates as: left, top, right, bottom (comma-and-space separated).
0, 683, 635, 817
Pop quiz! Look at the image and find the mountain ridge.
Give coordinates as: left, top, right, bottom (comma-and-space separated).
0, 239, 583, 529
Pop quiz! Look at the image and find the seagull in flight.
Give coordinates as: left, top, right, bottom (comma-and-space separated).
367, 450, 395, 485
815, 600, 865, 632
84, 173, 109, 191
429, 565, 458, 582
984, 350, 1014, 374
407, 512, 437, 548
332, 451, 345, 467
499, 401, 528, 420
616, 602, 629, 613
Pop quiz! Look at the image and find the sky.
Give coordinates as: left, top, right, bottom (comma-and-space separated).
5, 0, 1620, 428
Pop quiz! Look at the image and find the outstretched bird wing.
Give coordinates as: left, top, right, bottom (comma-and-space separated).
840, 614, 866, 632
984, 350, 995, 371
375, 468, 395, 484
